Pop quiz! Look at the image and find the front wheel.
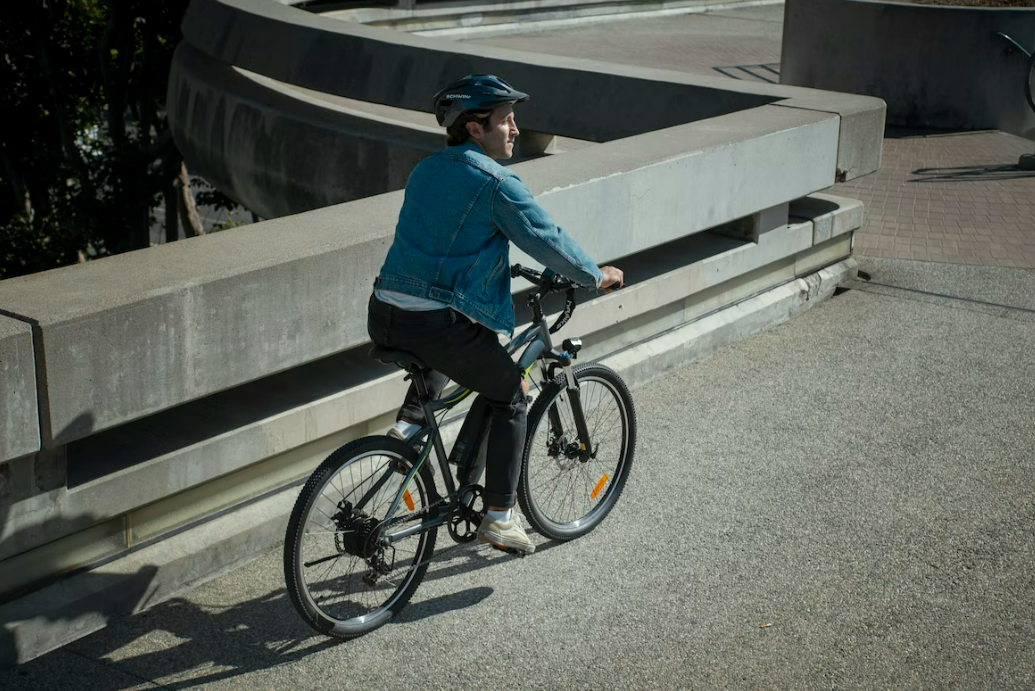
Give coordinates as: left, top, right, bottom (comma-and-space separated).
283, 436, 438, 639
518, 363, 636, 540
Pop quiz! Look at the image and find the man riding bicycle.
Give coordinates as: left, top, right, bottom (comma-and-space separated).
368, 74, 623, 555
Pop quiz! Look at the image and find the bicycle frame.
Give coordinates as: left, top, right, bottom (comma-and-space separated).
363, 276, 596, 546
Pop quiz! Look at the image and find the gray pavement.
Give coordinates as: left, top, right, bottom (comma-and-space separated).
6, 5, 1035, 689
4, 255, 1034, 689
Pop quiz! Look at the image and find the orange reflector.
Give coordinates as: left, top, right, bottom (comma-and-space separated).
403, 490, 415, 512
590, 474, 610, 500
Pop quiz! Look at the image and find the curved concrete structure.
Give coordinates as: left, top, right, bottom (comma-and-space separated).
781, 0, 1035, 138
168, 0, 886, 216
0, 0, 888, 663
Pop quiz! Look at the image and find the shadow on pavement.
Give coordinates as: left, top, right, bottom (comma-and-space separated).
712, 63, 780, 83
909, 164, 1035, 183
3, 537, 562, 688
392, 586, 493, 624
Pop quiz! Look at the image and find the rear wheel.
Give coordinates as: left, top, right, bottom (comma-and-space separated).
283, 436, 438, 638
518, 363, 636, 541
1026, 51, 1035, 115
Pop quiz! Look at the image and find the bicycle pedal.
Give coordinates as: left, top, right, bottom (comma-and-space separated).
491, 545, 527, 558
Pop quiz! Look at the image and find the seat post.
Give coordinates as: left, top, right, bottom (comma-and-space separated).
409, 367, 439, 434
409, 366, 431, 401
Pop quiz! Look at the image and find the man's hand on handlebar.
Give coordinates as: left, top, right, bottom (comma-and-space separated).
599, 266, 624, 292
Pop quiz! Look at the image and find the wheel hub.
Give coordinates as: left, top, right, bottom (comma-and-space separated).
332, 500, 381, 559
548, 434, 585, 469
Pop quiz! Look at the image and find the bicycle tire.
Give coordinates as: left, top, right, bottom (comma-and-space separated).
518, 363, 636, 540
283, 436, 438, 639
1026, 50, 1035, 116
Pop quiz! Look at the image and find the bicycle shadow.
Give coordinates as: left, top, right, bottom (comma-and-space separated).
909, 164, 1035, 183
3, 539, 561, 689
4, 584, 493, 690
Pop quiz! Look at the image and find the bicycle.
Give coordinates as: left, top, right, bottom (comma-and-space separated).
283, 264, 637, 639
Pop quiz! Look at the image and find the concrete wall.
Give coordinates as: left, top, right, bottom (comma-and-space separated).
0, 317, 39, 463
0, 108, 848, 453
0, 0, 886, 662
1, 194, 865, 663
168, 0, 886, 216
781, 0, 1035, 138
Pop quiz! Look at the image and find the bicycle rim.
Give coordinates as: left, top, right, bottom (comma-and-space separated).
521, 365, 634, 539
286, 440, 436, 637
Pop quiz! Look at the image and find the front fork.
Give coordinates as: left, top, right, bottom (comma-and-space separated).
548, 354, 594, 462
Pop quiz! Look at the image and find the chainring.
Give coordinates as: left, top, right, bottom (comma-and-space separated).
448, 484, 486, 544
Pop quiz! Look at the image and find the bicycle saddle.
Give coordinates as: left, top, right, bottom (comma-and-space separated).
369, 346, 426, 371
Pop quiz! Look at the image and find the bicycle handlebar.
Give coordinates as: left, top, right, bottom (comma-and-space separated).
511, 264, 580, 334
510, 263, 579, 291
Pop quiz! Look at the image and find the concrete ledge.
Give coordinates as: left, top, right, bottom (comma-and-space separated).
603, 256, 856, 389
0, 484, 298, 667
0, 107, 838, 449
169, 0, 885, 218
0, 201, 851, 563
330, 0, 785, 36
0, 193, 864, 568
790, 192, 864, 245
168, 42, 443, 218
0, 252, 857, 667
0, 317, 39, 464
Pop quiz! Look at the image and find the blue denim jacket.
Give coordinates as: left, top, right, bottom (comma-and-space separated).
375, 142, 603, 334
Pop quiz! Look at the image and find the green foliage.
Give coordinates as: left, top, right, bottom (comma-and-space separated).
192, 177, 240, 213
0, 0, 192, 280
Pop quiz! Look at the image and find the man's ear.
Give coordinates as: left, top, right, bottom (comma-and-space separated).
465, 119, 483, 140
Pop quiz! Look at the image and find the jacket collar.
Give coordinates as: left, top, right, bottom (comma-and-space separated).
449, 141, 491, 161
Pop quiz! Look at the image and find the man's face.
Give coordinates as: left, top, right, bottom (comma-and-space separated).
468, 104, 519, 159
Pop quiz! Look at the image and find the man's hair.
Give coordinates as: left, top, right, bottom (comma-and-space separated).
446, 110, 491, 146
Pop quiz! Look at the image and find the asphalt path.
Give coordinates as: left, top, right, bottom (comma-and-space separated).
6, 255, 1034, 690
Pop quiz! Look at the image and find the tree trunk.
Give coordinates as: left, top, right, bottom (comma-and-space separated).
97, 0, 129, 150
176, 162, 204, 237
164, 181, 179, 243
0, 144, 32, 219
34, 18, 88, 180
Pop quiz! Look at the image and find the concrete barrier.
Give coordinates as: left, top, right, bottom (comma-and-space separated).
0, 194, 863, 663
0, 317, 39, 464
781, 0, 1035, 139
0, 0, 886, 664
168, 0, 885, 215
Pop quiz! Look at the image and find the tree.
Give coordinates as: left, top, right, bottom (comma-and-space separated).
0, 0, 207, 280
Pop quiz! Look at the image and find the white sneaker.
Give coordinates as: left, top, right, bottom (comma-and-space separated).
387, 420, 422, 441
477, 512, 535, 554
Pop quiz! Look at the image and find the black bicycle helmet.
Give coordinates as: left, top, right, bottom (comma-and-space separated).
432, 74, 530, 127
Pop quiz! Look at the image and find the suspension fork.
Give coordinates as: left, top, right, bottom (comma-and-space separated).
553, 353, 594, 462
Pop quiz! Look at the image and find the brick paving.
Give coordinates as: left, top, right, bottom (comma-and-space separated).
835, 129, 1035, 269
474, 5, 1035, 270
